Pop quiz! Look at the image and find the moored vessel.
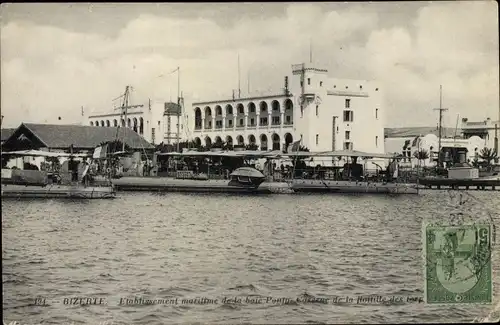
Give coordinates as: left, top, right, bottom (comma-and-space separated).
111, 149, 418, 195
1, 149, 116, 199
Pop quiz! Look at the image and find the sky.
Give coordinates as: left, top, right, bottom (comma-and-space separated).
1, 2, 499, 129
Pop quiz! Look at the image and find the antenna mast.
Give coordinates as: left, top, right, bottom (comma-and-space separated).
433, 85, 448, 167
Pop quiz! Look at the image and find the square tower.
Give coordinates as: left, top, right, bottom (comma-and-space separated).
290, 63, 329, 151
289, 63, 384, 156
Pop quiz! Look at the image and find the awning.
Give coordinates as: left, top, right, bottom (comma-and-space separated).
1, 149, 90, 158
317, 150, 398, 159
153, 150, 398, 159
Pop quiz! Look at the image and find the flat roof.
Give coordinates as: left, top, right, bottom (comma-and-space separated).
192, 93, 292, 106
384, 127, 459, 138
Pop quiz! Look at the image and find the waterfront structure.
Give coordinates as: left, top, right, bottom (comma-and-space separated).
461, 117, 499, 152
2, 123, 153, 152
190, 62, 384, 156
113, 150, 418, 194
84, 98, 186, 146
384, 127, 484, 167
2, 123, 153, 169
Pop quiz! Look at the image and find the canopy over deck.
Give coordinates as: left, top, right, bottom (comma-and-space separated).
317, 150, 399, 159
1, 149, 90, 158
155, 150, 398, 159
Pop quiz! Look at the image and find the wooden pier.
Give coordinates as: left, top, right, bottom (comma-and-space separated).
418, 177, 500, 191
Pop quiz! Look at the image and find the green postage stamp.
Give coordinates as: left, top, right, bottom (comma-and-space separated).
424, 223, 492, 304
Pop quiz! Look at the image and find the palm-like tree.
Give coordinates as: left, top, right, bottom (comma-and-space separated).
471, 157, 481, 168
291, 146, 311, 162
413, 149, 430, 167
479, 147, 498, 167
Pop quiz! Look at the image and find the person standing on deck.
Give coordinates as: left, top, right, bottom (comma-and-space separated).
386, 159, 397, 182
350, 157, 363, 181
82, 159, 91, 187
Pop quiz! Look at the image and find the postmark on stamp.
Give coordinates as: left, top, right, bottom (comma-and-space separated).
424, 223, 492, 304
422, 190, 496, 304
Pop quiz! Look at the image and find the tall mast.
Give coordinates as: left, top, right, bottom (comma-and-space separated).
309, 38, 312, 63
177, 67, 180, 153
496, 95, 500, 154
123, 86, 129, 152
113, 85, 143, 152
434, 85, 448, 167
238, 54, 241, 99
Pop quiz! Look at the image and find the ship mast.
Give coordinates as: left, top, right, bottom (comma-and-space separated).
434, 85, 448, 167
177, 67, 181, 153
115, 86, 144, 152
123, 86, 129, 152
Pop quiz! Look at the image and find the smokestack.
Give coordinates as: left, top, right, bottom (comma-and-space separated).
284, 76, 289, 95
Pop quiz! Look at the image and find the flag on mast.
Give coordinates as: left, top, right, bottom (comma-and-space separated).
287, 139, 301, 153
92, 144, 108, 159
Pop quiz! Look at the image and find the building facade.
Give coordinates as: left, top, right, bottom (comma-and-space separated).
190, 63, 384, 154
461, 117, 499, 152
385, 128, 484, 167
84, 99, 185, 146
2, 123, 154, 170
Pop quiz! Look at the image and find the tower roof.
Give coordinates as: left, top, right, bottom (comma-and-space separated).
291, 63, 328, 74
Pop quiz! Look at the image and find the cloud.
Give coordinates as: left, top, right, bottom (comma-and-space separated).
0, 2, 498, 129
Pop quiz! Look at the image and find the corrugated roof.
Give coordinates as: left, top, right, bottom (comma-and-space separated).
15, 123, 154, 149
1, 128, 16, 142
384, 127, 460, 138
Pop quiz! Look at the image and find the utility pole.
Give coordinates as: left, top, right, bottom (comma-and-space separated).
433, 85, 448, 167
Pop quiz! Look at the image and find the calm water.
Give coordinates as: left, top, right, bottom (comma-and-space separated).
2, 190, 500, 324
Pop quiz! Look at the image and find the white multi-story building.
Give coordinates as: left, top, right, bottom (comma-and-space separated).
190, 62, 384, 154
461, 117, 499, 152
83, 99, 185, 146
